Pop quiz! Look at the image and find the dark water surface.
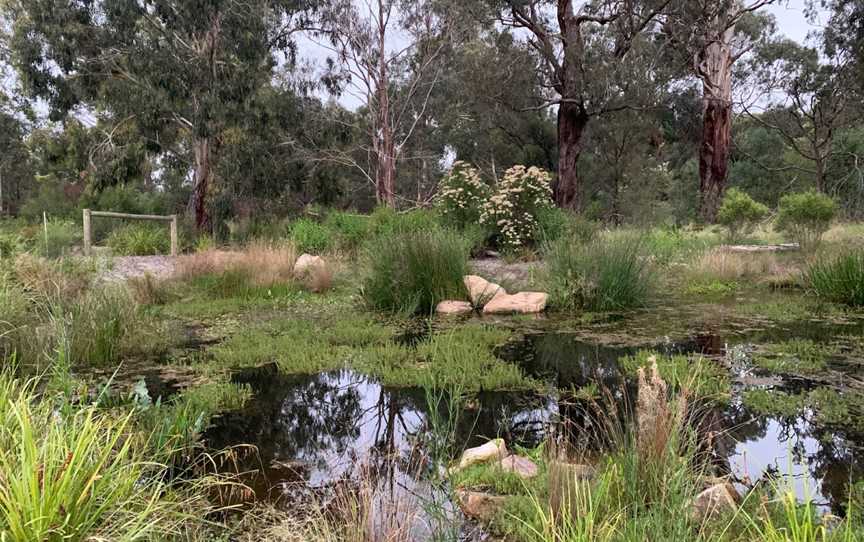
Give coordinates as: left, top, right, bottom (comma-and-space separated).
202, 317, 863, 517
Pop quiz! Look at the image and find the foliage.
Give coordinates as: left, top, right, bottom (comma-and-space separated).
618, 350, 730, 400
323, 211, 368, 252
0, 372, 193, 541
289, 218, 333, 254
807, 250, 864, 306
435, 161, 490, 228
545, 235, 654, 311
775, 191, 838, 249
534, 206, 577, 245
716, 188, 769, 241
367, 207, 442, 238
361, 229, 468, 314
480, 165, 554, 250
106, 223, 171, 256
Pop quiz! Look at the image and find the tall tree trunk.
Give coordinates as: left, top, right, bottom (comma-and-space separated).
697, 31, 734, 223
373, 2, 395, 208
556, 102, 589, 209
188, 136, 212, 232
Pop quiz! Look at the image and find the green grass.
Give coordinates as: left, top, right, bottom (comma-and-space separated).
289, 218, 333, 254
0, 370, 198, 541
361, 228, 469, 314
545, 234, 654, 312
106, 222, 171, 256
743, 387, 864, 432
807, 251, 864, 306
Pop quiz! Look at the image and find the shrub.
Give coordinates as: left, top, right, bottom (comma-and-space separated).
435, 161, 490, 229
0, 232, 23, 259
324, 211, 368, 252
289, 218, 332, 254
480, 165, 553, 251
545, 235, 654, 311
368, 207, 442, 238
807, 251, 864, 306
106, 223, 170, 256
775, 190, 837, 249
716, 188, 769, 241
361, 229, 469, 313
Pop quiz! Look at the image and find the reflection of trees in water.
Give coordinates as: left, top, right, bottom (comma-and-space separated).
721, 400, 863, 515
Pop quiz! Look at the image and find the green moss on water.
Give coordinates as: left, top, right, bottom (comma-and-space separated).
619, 350, 730, 401
684, 279, 739, 297
752, 339, 836, 375
743, 387, 864, 433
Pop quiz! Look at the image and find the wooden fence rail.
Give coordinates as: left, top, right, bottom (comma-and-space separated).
83, 209, 178, 257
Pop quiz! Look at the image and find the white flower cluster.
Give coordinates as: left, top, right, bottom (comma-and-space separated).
435, 161, 489, 227
480, 165, 553, 250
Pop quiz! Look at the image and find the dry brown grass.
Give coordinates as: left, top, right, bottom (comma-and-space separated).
175, 242, 297, 287
14, 253, 93, 300
690, 248, 797, 284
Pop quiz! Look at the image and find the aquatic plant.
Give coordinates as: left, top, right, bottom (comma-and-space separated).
545, 235, 654, 312
360, 228, 469, 314
807, 250, 864, 306
753, 339, 836, 375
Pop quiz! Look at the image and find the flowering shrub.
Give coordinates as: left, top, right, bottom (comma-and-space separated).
435, 161, 489, 228
480, 165, 554, 250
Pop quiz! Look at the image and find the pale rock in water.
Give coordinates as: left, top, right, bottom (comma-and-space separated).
453, 438, 508, 471
455, 490, 507, 522
463, 275, 506, 307
692, 482, 740, 521
482, 292, 548, 314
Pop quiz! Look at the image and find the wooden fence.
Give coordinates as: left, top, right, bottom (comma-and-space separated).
83, 209, 178, 257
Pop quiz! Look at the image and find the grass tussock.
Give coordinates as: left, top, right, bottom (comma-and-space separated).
0, 370, 200, 541
361, 229, 469, 314
690, 249, 793, 284
807, 250, 864, 306
545, 235, 654, 312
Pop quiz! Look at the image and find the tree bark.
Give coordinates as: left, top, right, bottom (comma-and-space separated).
697, 28, 734, 223
555, 102, 589, 209
188, 136, 213, 232
372, 0, 396, 208
699, 97, 732, 223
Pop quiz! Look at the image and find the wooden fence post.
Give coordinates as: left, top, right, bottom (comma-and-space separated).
83, 209, 92, 256
170, 215, 178, 257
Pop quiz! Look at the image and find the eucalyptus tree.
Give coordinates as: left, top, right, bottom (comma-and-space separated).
491, 0, 672, 210
313, 0, 472, 208
3, 0, 318, 230
663, 0, 777, 223
745, 38, 860, 194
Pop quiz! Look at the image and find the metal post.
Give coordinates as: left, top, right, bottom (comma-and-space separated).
170, 215, 178, 257
83, 209, 92, 256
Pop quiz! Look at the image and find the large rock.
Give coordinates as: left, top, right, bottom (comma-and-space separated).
455, 490, 507, 522
293, 253, 327, 276
499, 455, 538, 479
482, 292, 548, 314
692, 483, 739, 522
453, 439, 508, 472
463, 275, 506, 307
436, 300, 474, 315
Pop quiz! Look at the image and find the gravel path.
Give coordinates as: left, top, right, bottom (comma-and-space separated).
100, 255, 177, 282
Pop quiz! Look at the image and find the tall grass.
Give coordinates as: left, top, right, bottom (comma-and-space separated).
106, 222, 171, 255
545, 235, 654, 311
361, 229, 469, 314
807, 250, 864, 306
0, 370, 195, 541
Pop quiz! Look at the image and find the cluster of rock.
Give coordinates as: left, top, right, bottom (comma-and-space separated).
436, 275, 548, 316
451, 438, 743, 525
451, 439, 541, 522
